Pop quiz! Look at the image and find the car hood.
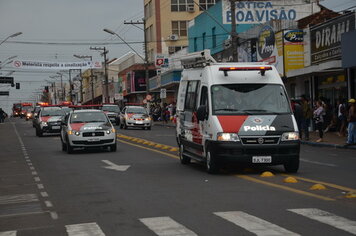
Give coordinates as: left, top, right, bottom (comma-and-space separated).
127, 113, 149, 119
70, 122, 112, 132
41, 116, 62, 122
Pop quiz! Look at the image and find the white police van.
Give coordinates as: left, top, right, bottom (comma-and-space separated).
176, 50, 300, 174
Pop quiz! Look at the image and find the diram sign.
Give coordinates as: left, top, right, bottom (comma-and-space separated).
310, 13, 355, 65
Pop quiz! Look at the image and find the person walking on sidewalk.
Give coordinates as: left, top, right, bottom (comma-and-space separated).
346, 98, 356, 145
313, 100, 325, 142
0, 108, 5, 123
337, 99, 347, 137
301, 95, 312, 140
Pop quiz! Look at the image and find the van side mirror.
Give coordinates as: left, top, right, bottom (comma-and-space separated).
197, 105, 207, 121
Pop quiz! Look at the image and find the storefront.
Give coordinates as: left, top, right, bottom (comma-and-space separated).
342, 29, 356, 99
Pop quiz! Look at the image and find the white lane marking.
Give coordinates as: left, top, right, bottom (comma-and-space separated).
29, 166, 35, 170
300, 158, 337, 167
40, 192, 49, 197
31, 171, 38, 175
139, 216, 197, 236
66, 222, 105, 236
101, 160, 130, 172
0, 231, 16, 236
289, 208, 356, 235
27, 162, 33, 166
45, 200, 53, 208
37, 184, 44, 189
50, 211, 58, 220
0, 194, 38, 205
34, 177, 41, 182
214, 211, 299, 236
26, 159, 31, 162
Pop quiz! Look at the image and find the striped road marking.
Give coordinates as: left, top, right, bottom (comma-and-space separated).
139, 216, 198, 236
0, 231, 16, 236
66, 222, 105, 236
288, 208, 356, 235
214, 211, 299, 236
0, 194, 38, 205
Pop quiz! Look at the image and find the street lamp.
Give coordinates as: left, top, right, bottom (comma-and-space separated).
0, 32, 23, 46
74, 54, 95, 104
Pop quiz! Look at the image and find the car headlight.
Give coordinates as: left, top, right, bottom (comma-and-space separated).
41, 122, 48, 126
106, 130, 111, 134
217, 132, 240, 142
281, 132, 299, 141
145, 117, 151, 121
74, 131, 80, 136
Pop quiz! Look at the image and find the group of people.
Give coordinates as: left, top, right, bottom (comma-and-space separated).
292, 96, 356, 145
0, 108, 8, 123
150, 102, 177, 123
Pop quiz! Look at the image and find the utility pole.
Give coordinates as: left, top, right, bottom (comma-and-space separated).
53, 82, 57, 104
69, 69, 73, 103
124, 19, 150, 107
90, 47, 109, 103
230, 0, 238, 62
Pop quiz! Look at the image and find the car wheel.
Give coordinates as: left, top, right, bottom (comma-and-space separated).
36, 128, 43, 137
66, 136, 74, 154
284, 157, 299, 173
147, 126, 151, 130
206, 148, 219, 174
179, 144, 191, 165
110, 143, 117, 152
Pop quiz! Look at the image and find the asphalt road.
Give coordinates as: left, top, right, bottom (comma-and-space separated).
0, 118, 355, 236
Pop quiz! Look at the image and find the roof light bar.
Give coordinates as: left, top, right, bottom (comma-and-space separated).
219, 66, 272, 76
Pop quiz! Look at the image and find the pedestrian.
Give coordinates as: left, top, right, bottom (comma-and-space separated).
292, 99, 303, 139
346, 98, 356, 146
313, 100, 325, 142
300, 95, 312, 140
337, 99, 347, 137
0, 108, 5, 123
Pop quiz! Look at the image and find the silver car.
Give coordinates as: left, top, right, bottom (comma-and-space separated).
119, 106, 152, 130
60, 109, 117, 153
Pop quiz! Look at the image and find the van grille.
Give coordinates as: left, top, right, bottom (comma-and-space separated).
241, 136, 280, 145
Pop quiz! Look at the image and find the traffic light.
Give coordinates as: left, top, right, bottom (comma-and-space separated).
15, 83, 20, 89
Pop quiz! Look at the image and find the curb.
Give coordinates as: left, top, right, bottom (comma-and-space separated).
301, 140, 356, 150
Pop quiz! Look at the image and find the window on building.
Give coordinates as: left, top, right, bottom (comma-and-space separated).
199, 0, 215, 10
212, 27, 216, 48
168, 46, 186, 54
144, 1, 153, 18
172, 21, 187, 37
171, 0, 194, 12
194, 37, 198, 51
145, 25, 153, 43
202, 32, 206, 49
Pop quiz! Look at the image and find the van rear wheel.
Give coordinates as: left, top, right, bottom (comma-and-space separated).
179, 144, 190, 164
206, 149, 219, 174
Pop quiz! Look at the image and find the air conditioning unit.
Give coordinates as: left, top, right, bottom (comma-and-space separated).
168, 34, 179, 41
187, 5, 194, 12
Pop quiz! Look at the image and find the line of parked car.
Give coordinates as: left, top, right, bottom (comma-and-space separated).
25, 104, 153, 154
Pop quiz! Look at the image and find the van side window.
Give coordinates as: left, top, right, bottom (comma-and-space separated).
185, 81, 199, 111
200, 86, 208, 106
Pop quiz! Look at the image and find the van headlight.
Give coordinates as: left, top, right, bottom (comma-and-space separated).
281, 132, 299, 141
41, 122, 48, 126
217, 133, 240, 142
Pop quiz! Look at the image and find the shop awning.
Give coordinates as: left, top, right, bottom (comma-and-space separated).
287, 60, 342, 78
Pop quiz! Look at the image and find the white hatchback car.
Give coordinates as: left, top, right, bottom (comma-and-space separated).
61, 109, 117, 153
119, 106, 152, 130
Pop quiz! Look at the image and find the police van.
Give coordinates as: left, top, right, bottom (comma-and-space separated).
176, 50, 300, 174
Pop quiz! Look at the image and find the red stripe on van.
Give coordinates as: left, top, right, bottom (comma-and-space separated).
217, 115, 248, 133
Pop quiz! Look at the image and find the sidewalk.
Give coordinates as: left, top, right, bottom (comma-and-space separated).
153, 121, 356, 150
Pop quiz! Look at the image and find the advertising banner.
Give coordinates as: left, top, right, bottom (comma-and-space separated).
283, 30, 304, 74
12, 60, 102, 70
222, 0, 317, 25
310, 13, 355, 65
257, 25, 284, 76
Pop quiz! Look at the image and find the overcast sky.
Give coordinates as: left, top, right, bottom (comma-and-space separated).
0, 0, 355, 114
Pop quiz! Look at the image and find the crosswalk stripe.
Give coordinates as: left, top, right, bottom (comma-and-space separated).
288, 208, 356, 235
0, 194, 38, 205
139, 216, 198, 236
65, 222, 105, 236
214, 211, 299, 236
0, 232, 16, 236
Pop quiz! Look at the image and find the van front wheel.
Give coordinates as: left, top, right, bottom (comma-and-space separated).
206, 149, 219, 174
179, 144, 190, 164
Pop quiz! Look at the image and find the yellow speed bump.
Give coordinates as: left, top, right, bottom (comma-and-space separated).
143, 141, 150, 145
126, 137, 133, 140
310, 184, 326, 190
148, 142, 156, 146
161, 145, 170, 150
170, 148, 179, 152
284, 177, 298, 183
345, 192, 356, 198
131, 138, 138, 142
155, 144, 163, 148
136, 139, 145, 143
260, 171, 274, 177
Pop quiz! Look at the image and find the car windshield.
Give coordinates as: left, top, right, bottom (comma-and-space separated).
41, 109, 64, 116
70, 112, 108, 123
126, 107, 147, 114
211, 84, 291, 115
102, 106, 120, 113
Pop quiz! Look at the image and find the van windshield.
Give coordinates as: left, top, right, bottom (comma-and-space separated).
211, 84, 291, 115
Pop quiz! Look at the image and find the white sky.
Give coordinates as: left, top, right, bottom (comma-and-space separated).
0, 0, 355, 114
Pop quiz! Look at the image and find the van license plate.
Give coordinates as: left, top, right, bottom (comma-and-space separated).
252, 156, 272, 163
52, 126, 60, 129
88, 138, 100, 142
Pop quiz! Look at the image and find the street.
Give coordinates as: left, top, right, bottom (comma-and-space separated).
0, 118, 356, 236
